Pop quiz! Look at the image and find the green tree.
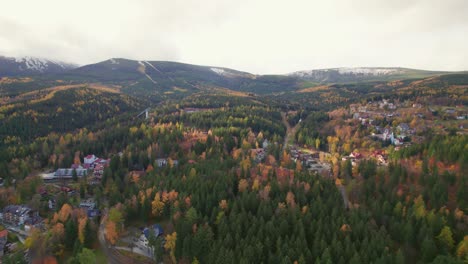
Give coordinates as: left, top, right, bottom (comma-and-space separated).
77, 248, 96, 264
72, 169, 78, 182
421, 236, 437, 262
65, 219, 78, 250
437, 226, 455, 253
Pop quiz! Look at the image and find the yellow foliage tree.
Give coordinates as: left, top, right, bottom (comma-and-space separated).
456, 236, 468, 260
413, 195, 427, 219
252, 179, 260, 191
189, 168, 197, 177
78, 217, 88, 244
152, 192, 165, 217
165, 232, 177, 263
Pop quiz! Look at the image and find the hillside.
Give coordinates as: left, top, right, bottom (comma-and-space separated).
0, 55, 77, 77
65, 58, 301, 96
1, 57, 460, 98
0, 86, 142, 145
0, 61, 467, 264
289, 67, 449, 84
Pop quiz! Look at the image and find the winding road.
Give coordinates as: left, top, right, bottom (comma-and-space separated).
98, 210, 154, 264
281, 112, 301, 151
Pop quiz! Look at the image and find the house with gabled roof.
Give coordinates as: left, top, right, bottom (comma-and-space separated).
84, 154, 97, 165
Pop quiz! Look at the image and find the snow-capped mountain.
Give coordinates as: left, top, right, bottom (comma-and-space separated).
288, 67, 445, 83
0, 55, 77, 77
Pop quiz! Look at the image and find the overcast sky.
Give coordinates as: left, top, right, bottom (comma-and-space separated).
1, 0, 467, 74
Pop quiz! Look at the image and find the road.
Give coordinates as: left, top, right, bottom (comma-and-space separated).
281, 112, 301, 151
339, 185, 350, 209
98, 210, 154, 264
98, 210, 135, 264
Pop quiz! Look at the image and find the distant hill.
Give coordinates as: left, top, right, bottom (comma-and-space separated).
0, 86, 142, 142
68, 58, 253, 82
288, 67, 450, 83
1, 56, 463, 97
0, 55, 77, 77
66, 58, 299, 95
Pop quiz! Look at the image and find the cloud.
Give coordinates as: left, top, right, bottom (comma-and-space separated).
0, 0, 467, 73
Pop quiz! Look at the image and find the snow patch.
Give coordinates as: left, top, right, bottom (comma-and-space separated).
337, 67, 400, 75
211, 67, 226, 75
290, 67, 403, 77
14, 56, 50, 72
109, 58, 119, 64
138, 61, 158, 84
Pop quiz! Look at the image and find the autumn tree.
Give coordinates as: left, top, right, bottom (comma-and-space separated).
165, 232, 177, 263
105, 221, 118, 245
152, 192, 165, 217
238, 179, 249, 193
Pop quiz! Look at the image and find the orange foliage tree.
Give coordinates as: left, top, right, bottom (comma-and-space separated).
238, 179, 249, 193
105, 221, 118, 245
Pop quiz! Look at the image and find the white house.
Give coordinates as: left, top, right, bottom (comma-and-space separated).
84, 154, 98, 165
156, 158, 168, 167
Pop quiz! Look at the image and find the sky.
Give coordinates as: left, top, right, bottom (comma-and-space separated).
0, 0, 467, 74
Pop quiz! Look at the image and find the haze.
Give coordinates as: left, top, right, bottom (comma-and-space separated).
1, 0, 467, 74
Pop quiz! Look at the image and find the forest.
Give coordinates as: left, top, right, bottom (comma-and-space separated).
0, 71, 467, 264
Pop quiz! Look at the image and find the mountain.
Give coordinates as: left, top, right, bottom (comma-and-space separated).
68, 58, 253, 81
288, 67, 449, 83
66, 58, 299, 95
1, 57, 459, 97
0, 55, 77, 77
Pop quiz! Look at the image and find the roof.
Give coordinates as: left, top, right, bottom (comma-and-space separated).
55, 168, 87, 177
143, 224, 164, 239
398, 123, 410, 130
3, 205, 32, 216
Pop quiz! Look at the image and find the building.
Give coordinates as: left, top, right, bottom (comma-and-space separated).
71, 164, 84, 170
79, 199, 100, 218
2, 205, 41, 226
262, 139, 270, 149
397, 123, 410, 133
79, 199, 96, 210
48, 199, 56, 210
139, 224, 164, 246
94, 164, 105, 178
156, 158, 168, 167
54, 168, 87, 179
252, 148, 266, 163
349, 152, 363, 159
84, 154, 98, 165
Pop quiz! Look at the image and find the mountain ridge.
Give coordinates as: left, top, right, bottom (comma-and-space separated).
288, 67, 451, 83
0, 55, 78, 77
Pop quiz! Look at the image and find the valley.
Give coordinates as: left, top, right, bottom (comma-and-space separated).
0, 57, 467, 264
